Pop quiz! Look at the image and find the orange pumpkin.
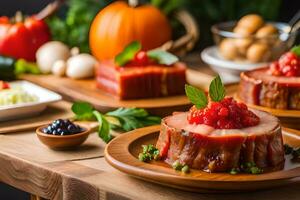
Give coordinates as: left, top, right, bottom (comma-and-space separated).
89, 1, 172, 61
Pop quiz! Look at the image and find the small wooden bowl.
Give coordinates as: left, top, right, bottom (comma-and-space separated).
36, 124, 91, 150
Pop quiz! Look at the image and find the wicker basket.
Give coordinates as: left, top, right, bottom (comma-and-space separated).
37, 0, 199, 56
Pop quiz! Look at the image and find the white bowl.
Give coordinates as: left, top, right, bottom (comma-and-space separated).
201, 46, 268, 83
0, 81, 62, 121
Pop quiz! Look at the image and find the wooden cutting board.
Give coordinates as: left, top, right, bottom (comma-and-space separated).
0, 101, 73, 134
21, 69, 214, 116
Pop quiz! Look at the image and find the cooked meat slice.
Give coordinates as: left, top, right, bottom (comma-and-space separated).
156, 110, 284, 172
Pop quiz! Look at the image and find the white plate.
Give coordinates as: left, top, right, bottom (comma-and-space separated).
0, 81, 62, 121
201, 46, 268, 83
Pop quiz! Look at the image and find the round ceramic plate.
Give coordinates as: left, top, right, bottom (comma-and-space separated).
201, 46, 268, 84
105, 125, 300, 192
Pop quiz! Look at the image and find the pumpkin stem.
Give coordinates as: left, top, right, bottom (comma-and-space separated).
128, 0, 138, 7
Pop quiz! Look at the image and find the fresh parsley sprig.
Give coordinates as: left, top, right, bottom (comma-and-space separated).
71, 102, 161, 143
185, 75, 226, 108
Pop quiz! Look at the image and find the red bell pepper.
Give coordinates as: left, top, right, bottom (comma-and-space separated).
0, 15, 51, 62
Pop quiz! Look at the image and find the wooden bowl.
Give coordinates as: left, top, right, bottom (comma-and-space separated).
36, 124, 91, 150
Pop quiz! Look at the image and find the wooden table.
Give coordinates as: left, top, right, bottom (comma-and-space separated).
2, 55, 300, 199
1, 129, 300, 200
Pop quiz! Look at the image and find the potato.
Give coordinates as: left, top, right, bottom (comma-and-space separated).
234, 38, 253, 56
233, 26, 253, 36
237, 14, 264, 33
246, 43, 270, 63
219, 39, 239, 60
256, 24, 279, 45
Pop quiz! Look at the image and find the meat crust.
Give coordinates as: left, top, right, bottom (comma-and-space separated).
156, 111, 285, 172
239, 67, 300, 110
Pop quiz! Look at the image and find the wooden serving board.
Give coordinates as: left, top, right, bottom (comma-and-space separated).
105, 125, 300, 192
21, 69, 214, 116
0, 101, 73, 134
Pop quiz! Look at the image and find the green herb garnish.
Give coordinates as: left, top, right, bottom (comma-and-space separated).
138, 144, 160, 162
172, 160, 190, 173
291, 45, 300, 57
230, 163, 263, 175
106, 108, 161, 131
93, 110, 111, 143
209, 75, 225, 102
71, 102, 161, 143
284, 144, 300, 161
241, 162, 263, 174
229, 168, 240, 175
147, 49, 179, 65
72, 102, 96, 121
185, 75, 226, 109
185, 84, 208, 109
115, 41, 142, 66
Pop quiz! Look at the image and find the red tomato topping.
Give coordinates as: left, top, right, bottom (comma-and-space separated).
187, 97, 260, 129
269, 52, 300, 77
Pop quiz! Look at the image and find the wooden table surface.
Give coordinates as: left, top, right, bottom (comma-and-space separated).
0, 128, 300, 200
1, 55, 300, 200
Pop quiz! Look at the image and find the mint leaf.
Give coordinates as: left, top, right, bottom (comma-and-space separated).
93, 110, 112, 143
147, 50, 178, 65
209, 75, 225, 102
185, 84, 208, 109
291, 45, 300, 57
71, 102, 95, 121
115, 41, 141, 66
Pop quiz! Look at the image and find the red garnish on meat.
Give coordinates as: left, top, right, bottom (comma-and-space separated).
0, 81, 10, 90
187, 97, 260, 129
269, 52, 300, 77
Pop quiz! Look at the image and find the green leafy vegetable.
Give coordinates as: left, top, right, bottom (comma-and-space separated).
47, 0, 112, 53
138, 144, 160, 162
93, 110, 111, 143
106, 108, 161, 131
209, 75, 225, 102
71, 102, 161, 143
71, 102, 95, 121
291, 45, 300, 57
147, 49, 179, 65
15, 59, 41, 75
185, 84, 208, 109
115, 41, 142, 66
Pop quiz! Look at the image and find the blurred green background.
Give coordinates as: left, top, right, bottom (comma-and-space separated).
46, 0, 290, 52
1, 0, 298, 53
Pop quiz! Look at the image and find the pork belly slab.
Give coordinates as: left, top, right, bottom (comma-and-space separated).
156, 110, 285, 172
96, 61, 186, 99
239, 67, 300, 109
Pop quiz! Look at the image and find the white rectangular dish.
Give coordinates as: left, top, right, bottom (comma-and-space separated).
0, 80, 62, 121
